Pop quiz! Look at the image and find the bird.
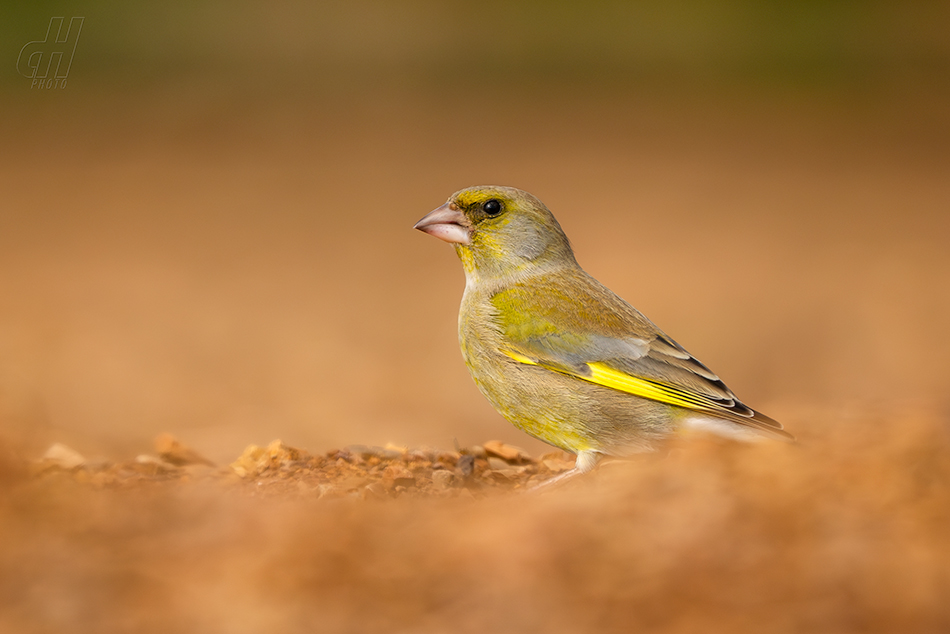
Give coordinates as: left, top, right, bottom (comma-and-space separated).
414, 185, 792, 486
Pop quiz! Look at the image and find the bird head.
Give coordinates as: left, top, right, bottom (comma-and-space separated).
414, 185, 577, 282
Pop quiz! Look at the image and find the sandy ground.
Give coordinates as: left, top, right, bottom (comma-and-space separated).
4, 414, 950, 634
1, 81, 949, 632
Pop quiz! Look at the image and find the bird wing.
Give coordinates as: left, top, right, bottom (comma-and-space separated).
490, 271, 792, 440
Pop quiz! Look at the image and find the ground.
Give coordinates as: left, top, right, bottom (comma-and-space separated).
3, 411, 949, 634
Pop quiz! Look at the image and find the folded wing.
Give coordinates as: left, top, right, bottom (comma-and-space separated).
491, 271, 792, 440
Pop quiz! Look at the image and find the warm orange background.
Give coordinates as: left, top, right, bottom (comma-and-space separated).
2, 85, 947, 461
1, 3, 949, 632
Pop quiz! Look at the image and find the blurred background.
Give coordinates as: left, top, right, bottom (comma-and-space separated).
0, 1, 948, 460
2, 3, 950, 634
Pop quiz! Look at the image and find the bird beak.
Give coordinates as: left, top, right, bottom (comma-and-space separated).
413, 203, 472, 245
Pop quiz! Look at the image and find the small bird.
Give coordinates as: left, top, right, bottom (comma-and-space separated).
414, 186, 792, 485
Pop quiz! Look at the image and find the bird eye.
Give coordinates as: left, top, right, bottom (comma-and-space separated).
483, 199, 502, 216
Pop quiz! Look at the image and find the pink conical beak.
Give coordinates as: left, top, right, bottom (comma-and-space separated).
413, 203, 472, 245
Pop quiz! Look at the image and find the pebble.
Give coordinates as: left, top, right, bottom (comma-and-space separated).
41, 443, 86, 470
457, 454, 475, 477
541, 455, 575, 473
483, 440, 529, 463
154, 433, 215, 467
135, 454, 175, 469
465, 445, 487, 459
230, 440, 310, 477
487, 457, 510, 471
383, 465, 415, 488
431, 470, 456, 489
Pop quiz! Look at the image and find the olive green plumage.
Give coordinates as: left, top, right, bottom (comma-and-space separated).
415, 185, 791, 478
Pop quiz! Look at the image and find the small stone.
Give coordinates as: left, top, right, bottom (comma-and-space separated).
540, 452, 576, 473
487, 457, 510, 471
41, 443, 85, 470
230, 439, 309, 477
383, 465, 415, 488
265, 439, 309, 465
465, 445, 487, 459
431, 470, 456, 489
457, 454, 475, 478
435, 451, 460, 467
497, 465, 528, 478
135, 454, 175, 469
406, 450, 428, 462
155, 433, 215, 467
230, 444, 266, 477
128, 456, 178, 476
483, 440, 529, 463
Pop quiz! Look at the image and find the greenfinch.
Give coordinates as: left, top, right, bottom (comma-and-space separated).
415, 185, 792, 484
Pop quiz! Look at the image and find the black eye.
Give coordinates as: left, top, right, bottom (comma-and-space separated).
483, 199, 502, 216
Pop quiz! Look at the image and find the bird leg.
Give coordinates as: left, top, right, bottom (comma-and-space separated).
528, 450, 603, 492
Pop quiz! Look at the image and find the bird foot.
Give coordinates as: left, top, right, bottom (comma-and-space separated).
528, 450, 603, 492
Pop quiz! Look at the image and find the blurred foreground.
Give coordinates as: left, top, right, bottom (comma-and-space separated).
2, 2, 949, 631
2, 411, 948, 634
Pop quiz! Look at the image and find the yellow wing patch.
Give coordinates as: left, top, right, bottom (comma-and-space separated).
500, 349, 728, 415
586, 362, 719, 412
500, 349, 539, 366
